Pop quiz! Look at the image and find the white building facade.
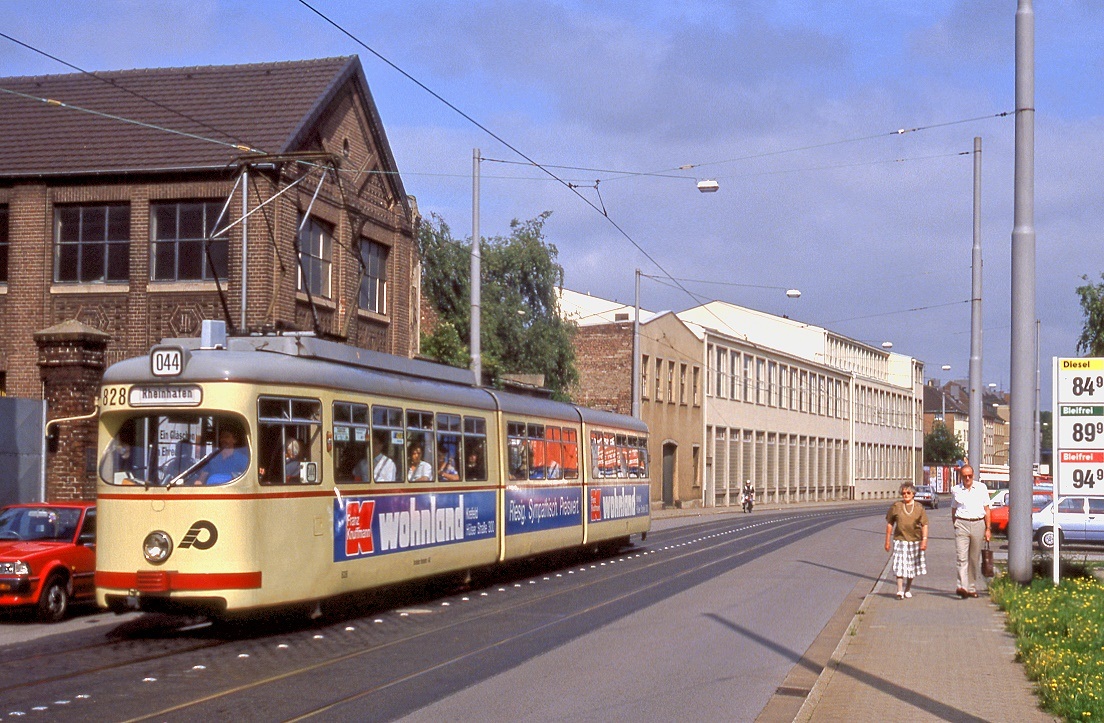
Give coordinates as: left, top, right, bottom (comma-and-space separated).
679, 302, 924, 505
562, 290, 924, 508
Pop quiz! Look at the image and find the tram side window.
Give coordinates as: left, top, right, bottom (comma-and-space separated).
436, 413, 462, 481
562, 428, 579, 479
527, 424, 547, 480
258, 397, 322, 485
371, 405, 403, 482
333, 401, 371, 484
507, 421, 528, 481
615, 434, 629, 477
545, 427, 563, 480
590, 431, 603, 478
627, 436, 649, 478
591, 431, 617, 478
463, 416, 487, 481
406, 410, 435, 482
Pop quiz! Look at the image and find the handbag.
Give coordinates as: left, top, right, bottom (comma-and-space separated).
981, 541, 995, 578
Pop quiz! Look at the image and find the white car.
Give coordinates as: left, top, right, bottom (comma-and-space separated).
1032, 496, 1104, 549
989, 489, 1009, 508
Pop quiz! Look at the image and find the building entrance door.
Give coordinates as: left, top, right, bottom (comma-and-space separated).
662, 442, 676, 506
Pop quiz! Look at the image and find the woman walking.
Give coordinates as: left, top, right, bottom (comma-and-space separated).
885, 482, 929, 599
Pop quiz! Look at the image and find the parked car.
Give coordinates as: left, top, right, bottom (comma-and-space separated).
1032, 495, 1104, 549
989, 489, 1009, 509
0, 502, 96, 622
992, 486, 1052, 535
914, 485, 939, 509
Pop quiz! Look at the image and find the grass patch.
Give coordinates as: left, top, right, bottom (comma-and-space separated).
991, 559, 1104, 721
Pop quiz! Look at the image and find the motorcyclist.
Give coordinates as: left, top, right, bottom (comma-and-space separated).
742, 480, 755, 513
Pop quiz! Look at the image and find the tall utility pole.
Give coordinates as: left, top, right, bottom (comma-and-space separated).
1035, 319, 1042, 467
241, 166, 249, 331
632, 269, 641, 418
969, 137, 983, 471
1008, 0, 1036, 585
471, 148, 482, 387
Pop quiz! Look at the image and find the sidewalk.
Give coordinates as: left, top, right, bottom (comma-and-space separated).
793, 511, 1058, 722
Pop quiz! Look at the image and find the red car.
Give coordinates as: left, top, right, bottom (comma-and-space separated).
990, 487, 1051, 535
0, 501, 96, 622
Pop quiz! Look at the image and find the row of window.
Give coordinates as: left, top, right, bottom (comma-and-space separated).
854, 385, 920, 429
257, 398, 489, 486
105, 394, 647, 488
0, 203, 388, 315
639, 355, 701, 406
590, 431, 649, 479
855, 442, 915, 480
706, 427, 850, 495
701, 345, 851, 419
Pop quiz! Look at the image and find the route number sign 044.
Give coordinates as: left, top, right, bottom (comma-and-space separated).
1056, 358, 1104, 496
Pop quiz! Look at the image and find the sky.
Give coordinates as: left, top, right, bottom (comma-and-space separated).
4, 0, 1103, 409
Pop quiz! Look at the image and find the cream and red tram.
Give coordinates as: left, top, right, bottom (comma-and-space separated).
94, 330, 650, 615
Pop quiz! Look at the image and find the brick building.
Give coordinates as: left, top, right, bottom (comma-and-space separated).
0, 56, 419, 500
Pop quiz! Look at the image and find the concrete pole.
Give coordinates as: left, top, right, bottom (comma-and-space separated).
471, 149, 481, 387
969, 137, 984, 471
632, 269, 641, 418
1008, 0, 1036, 585
240, 165, 248, 331
1035, 319, 1041, 468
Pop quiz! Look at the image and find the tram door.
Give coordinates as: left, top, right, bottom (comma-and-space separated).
662, 442, 676, 506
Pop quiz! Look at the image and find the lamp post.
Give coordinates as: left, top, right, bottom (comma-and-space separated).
940, 364, 951, 421
471, 148, 481, 386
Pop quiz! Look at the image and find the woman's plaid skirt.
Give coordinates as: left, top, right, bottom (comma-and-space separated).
891, 539, 927, 579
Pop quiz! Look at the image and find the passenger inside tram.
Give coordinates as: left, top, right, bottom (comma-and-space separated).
371, 430, 398, 482
196, 426, 249, 485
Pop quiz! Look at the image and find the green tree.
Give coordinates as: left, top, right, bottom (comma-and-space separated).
417, 212, 578, 399
1076, 273, 1104, 356
924, 422, 965, 465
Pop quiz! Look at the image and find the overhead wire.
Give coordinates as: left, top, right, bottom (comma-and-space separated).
1, 16, 999, 356
293, 0, 766, 335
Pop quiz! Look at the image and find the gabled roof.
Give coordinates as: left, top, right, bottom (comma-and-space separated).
558, 288, 661, 326
0, 55, 405, 199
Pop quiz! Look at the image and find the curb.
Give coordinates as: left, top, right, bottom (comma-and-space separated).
791, 551, 895, 722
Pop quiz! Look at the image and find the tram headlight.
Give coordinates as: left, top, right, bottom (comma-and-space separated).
142, 531, 173, 565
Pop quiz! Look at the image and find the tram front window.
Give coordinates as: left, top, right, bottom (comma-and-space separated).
100, 415, 250, 487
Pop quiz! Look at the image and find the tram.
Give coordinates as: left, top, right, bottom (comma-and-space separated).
93, 322, 650, 615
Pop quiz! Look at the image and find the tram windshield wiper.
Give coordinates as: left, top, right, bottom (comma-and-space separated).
166, 455, 213, 488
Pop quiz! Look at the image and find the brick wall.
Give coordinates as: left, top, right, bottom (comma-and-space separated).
571, 323, 633, 414
0, 74, 419, 497
35, 321, 109, 501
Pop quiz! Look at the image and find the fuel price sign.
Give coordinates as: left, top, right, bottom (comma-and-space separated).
1056, 358, 1104, 496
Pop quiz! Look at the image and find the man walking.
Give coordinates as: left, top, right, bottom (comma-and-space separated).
950, 464, 991, 598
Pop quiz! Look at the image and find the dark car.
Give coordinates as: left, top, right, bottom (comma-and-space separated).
914, 485, 939, 509
0, 502, 96, 622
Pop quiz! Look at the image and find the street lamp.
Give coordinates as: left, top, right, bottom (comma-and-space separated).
940, 365, 951, 420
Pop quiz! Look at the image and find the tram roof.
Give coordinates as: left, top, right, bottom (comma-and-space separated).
104, 335, 495, 410
103, 334, 646, 433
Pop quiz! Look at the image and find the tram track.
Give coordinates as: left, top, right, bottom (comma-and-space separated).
124, 506, 877, 722
0, 505, 878, 720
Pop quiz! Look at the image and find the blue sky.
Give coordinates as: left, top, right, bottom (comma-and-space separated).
4, 1, 1103, 407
